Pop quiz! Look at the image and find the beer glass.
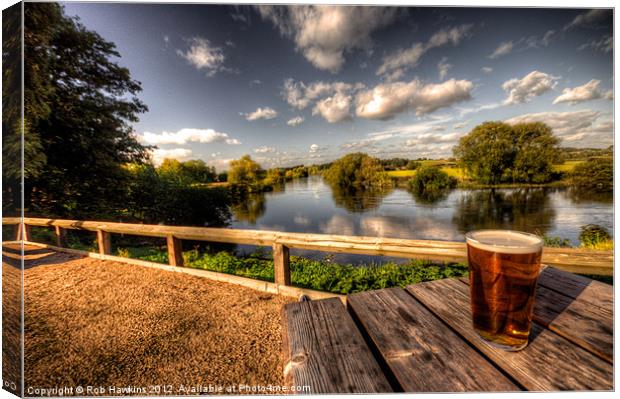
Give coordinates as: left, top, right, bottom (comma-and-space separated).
465, 230, 543, 351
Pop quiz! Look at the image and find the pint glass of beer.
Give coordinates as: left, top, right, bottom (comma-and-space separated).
465, 230, 543, 351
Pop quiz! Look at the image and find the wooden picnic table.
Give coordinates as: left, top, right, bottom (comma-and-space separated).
282, 267, 613, 393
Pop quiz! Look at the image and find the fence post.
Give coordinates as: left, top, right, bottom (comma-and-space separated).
96, 229, 111, 255
54, 226, 66, 247
166, 235, 184, 267
16, 223, 30, 241
273, 243, 291, 286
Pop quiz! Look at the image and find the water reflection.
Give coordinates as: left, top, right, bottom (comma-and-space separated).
409, 188, 451, 204
231, 192, 266, 224
229, 176, 613, 264
330, 185, 393, 213
452, 188, 555, 236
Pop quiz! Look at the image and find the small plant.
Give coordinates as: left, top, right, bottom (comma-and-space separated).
579, 224, 613, 250
540, 235, 572, 248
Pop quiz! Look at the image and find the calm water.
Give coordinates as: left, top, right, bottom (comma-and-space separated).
230, 176, 613, 264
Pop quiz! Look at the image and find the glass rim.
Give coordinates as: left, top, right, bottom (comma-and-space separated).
465, 229, 543, 252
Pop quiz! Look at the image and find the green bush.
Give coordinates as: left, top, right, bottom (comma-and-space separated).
579, 224, 613, 249
571, 157, 613, 192
409, 166, 457, 193
540, 235, 571, 248
323, 153, 392, 189
121, 246, 468, 295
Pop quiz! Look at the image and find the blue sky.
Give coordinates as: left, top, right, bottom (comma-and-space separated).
62, 3, 613, 171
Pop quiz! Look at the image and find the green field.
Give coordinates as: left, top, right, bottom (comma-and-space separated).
552, 160, 584, 173
388, 160, 582, 181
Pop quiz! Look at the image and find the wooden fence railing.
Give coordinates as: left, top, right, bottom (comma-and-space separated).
2, 217, 614, 278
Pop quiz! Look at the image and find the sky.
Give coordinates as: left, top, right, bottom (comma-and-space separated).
61, 2, 614, 171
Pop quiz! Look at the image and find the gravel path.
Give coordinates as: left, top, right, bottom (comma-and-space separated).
3, 244, 293, 395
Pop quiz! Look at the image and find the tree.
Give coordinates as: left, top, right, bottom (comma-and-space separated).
228, 155, 263, 185
453, 121, 560, 184
571, 157, 613, 192
157, 159, 216, 185
324, 153, 391, 188
3, 3, 150, 217
511, 122, 560, 183
409, 166, 456, 193
264, 168, 285, 185
453, 122, 515, 184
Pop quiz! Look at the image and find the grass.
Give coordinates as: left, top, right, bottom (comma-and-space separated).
552, 160, 584, 173
388, 166, 466, 180
116, 246, 469, 295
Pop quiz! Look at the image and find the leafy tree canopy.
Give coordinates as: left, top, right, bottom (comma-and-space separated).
3, 2, 149, 217
453, 121, 561, 184
228, 155, 264, 185
323, 153, 391, 189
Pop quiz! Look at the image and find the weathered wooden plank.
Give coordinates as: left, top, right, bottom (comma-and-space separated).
54, 226, 66, 247
347, 288, 519, 392
96, 230, 111, 255
282, 297, 392, 393
3, 217, 612, 274
407, 279, 613, 391
458, 273, 613, 363
166, 235, 183, 267
537, 267, 613, 310
273, 243, 291, 286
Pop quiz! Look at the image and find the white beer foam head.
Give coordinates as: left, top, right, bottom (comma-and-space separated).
465, 230, 543, 254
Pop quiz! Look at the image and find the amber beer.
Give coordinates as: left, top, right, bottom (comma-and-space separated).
465, 230, 543, 351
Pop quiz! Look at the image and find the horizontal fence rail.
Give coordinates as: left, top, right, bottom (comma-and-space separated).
2, 217, 614, 278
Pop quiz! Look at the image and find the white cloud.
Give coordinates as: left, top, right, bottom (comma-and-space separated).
140, 128, 241, 145
254, 146, 276, 153
578, 35, 613, 53
505, 110, 612, 146
312, 92, 353, 123
502, 70, 559, 105
438, 57, 452, 80
553, 79, 612, 105
405, 131, 461, 146
249, 79, 262, 86
257, 5, 397, 73
481, 66, 493, 74
282, 78, 364, 110
244, 107, 278, 121
286, 116, 305, 126
488, 41, 513, 59
377, 43, 425, 77
564, 9, 610, 31
150, 148, 192, 165
355, 78, 473, 120
177, 37, 226, 77
453, 121, 469, 130
377, 24, 472, 78
309, 143, 322, 153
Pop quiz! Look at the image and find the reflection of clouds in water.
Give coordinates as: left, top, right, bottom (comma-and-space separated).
360, 216, 461, 241
547, 190, 613, 240
294, 215, 310, 226
255, 224, 287, 232
319, 214, 355, 236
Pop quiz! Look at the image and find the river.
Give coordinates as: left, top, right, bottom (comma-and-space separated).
230, 175, 613, 264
